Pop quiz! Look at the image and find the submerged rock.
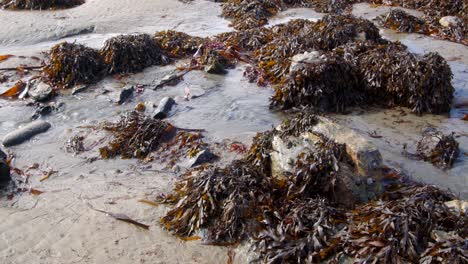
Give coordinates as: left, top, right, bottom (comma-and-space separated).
2, 120, 51, 147
153, 97, 176, 119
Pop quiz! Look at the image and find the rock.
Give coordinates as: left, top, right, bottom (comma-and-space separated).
205, 60, 227, 75
270, 117, 384, 204
2, 120, 51, 147
153, 97, 176, 119
311, 116, 383, 179
186, 149, 215, 168
31, 105, 54, 120
289, 51, 322, 72
71, 85, 89, 95
439, 16, 462, 28
154, 73, 183, 90
0, 147, 9, 184
28, 81, 53, 102
117, 86, 134, 105
445, 200, 468, 215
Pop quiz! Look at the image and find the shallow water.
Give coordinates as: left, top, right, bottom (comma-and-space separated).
0, 1, 467, 263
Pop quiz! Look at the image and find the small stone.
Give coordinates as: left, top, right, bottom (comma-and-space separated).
71, 85, 88, 95
153, 97, 176, 119
117, 86, 134, 105
0, 148, 10, 185
31, 105, 54, 120
439, 16, 462, 28
28, 81, 53, 102
2, 120, 51, 147
187, 149, 215, 167
154, 73, 183, 90
172, 165, 180, 173
206, 60, 227, 75
290, 51, 322, 72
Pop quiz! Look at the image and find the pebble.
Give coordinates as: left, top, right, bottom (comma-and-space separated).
153, 97, 176, 119
2, 120, 51, 147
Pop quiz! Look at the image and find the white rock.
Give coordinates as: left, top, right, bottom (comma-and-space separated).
439, 16, 462, 28
289, 51, 322, 72
445, 200, 468, 215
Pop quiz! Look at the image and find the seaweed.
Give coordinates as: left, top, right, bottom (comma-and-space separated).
355, 45, 454, 115
221, 0, 283, 30
341, 185, 464, 263
43, 42, 105, 88
377, 9, 429, 33
214, 27, 274, 51
244, 130, 274, 175
154, 30, 205, 58
0, 0, 84, 10
271, 53, 362, 112
100, 34, 169, 74
99, 111, 174, 159
253, 198, 346, 263
160, 160, 281, 244
416, 130, 460, 169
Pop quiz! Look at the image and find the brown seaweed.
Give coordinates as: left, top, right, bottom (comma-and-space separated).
43, 42, 105, 88
99, 111, 174, 159
100, 34, 169, 74
416, 129, 460, 169
154, 30, 205, 58
377, 9, 429, 34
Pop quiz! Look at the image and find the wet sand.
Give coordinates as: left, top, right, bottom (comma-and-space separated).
0, 1, 467, 264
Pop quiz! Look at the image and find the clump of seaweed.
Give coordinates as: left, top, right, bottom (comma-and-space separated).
214, 27, 274, 51
356, 45, 454, 114
253, 198, 346, 263
100, 34, 168, 74
99, 111, 173, 159
0, 0, 84, 10
377, 9, 429, 33
271, 54, 361, 112
43, 42, 105, 88
244, 130, 274, 175
154, 30, 205, 58
253, 15, 381, 83
160, 159, 281, 243
341, 185, 463, 263
221, 0, 282, 30
416, 130, 460, 169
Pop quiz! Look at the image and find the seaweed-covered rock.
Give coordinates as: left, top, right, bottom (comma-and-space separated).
43, 42, 104, 88
214, 27, 274, 51
0, 0, 84, 10
271, 113, 383, 205
99, 111, 174, 159
416, 129, 460, 169
356, 45, 454, 114
221, 0, 282, 30
377, 9, 429, 33
154, 30, 205, 58
271, 53, 361, 112
100, 34, 168, 74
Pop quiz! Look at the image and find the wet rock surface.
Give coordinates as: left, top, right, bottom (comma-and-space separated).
153, 97, 176, 119
0, 147, 9, 184
28, 81, 54, 102
2, 120, 51, 147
